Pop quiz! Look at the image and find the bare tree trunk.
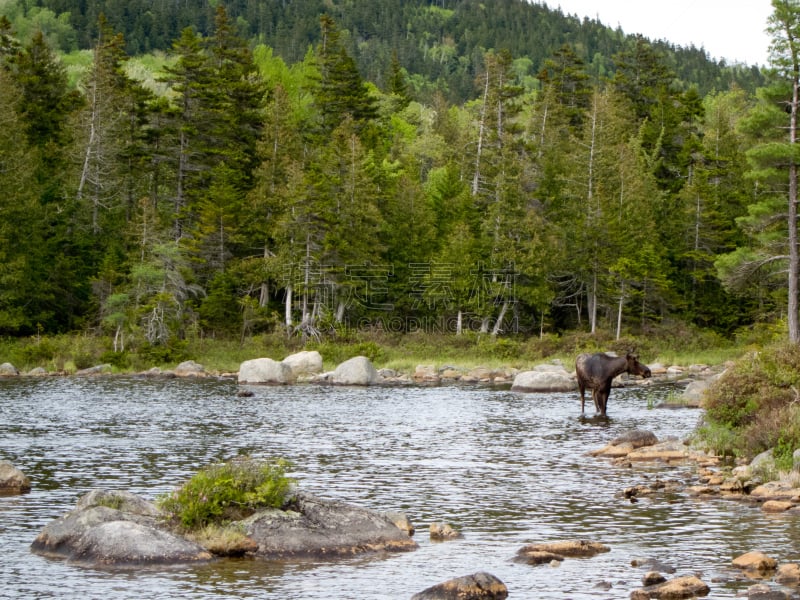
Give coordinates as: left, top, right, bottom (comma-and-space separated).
616, 281, 625, 340
790, 75, 800, 343
472, 71, 489, 196
284, 284, 293, 330
491, 299, 509, 336
456, 309, 463, 335
259, 282, 269, 307
302, 234, 311, 325
175, 129, 188, 241
587, 95, 599, 334
336, 299, 346, 323
589, 271, 598, 334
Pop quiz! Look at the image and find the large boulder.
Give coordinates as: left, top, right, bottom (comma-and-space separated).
238, 357, 295, 384
0, 362, 19, 376
411, 572, 508, 600
331, 356, 379, 386
30, 491, 212, 567
173, 360, 206, 377
32, 488, 415, 567
511, 365, 576, 393
244, 492, 417, 558
70, 520, 214, 567
0, 461, 31, 493
282, 351, 323, 380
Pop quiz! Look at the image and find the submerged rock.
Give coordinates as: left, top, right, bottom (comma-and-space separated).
514, 539, 610, 565
411, 572, 508, 600
429, 522, 463, 541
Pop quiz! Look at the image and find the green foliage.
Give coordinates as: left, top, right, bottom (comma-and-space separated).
17, 338, 57, 366
157, 457, 295, 531
0, 0, 783, 350
476, 336, 522, 360
138, 340, 189, 366
98, 350, 130, 369
694, 421, 740, 458
309, 339, 385, 366
699, 344, 800, 464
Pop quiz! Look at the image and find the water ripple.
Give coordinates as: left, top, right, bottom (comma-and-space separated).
0, 378, 797, 598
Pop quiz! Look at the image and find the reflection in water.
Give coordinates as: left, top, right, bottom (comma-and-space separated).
0, 377, 797, 598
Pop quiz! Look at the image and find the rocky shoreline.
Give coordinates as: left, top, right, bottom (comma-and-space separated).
0, 350, 722, 394
591, 428, 800, 598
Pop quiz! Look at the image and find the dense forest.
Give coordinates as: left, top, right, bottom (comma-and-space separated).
9, 0, 767, 102
0, 0, 797, 352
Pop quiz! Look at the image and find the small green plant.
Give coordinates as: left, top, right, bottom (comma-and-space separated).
94, 495, 125, 510
157, 457, 295, 531
693, 421, 739, 458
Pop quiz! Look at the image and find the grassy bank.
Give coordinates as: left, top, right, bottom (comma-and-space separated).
0, 322, 760, 375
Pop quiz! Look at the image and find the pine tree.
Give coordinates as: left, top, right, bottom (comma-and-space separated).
315, 15, 377, 136
717, 0, 800, 342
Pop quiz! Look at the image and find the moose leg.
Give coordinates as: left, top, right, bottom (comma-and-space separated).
591, 389, 601, 414
598, 387, 610, 416
578, 382, 586, 413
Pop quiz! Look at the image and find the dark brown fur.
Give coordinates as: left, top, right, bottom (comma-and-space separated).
575, 352, 651, 416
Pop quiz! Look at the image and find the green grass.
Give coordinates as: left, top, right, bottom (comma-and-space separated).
0, 321, 768, 376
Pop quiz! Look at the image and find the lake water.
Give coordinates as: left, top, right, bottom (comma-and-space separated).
1, 376, 799, 599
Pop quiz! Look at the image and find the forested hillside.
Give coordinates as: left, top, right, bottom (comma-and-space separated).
13, 0, 765, 102
0, 0, 796, 353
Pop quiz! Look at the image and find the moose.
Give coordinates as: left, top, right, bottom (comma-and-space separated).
575, 352, 652, 416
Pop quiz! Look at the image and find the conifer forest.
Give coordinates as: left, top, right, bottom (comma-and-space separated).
1, 0, 799, 350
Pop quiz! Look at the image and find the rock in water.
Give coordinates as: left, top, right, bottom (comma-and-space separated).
411, 572, 508, 600
245, 492, 417, 558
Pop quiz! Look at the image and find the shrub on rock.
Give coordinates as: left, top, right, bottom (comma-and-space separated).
156, 457, 295, 530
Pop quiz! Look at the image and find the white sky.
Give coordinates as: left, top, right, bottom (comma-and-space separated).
544, 0, 773, 65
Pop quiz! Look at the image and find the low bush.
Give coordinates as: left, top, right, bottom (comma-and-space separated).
157, 457, 295, 531
697, 343, 800, 465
